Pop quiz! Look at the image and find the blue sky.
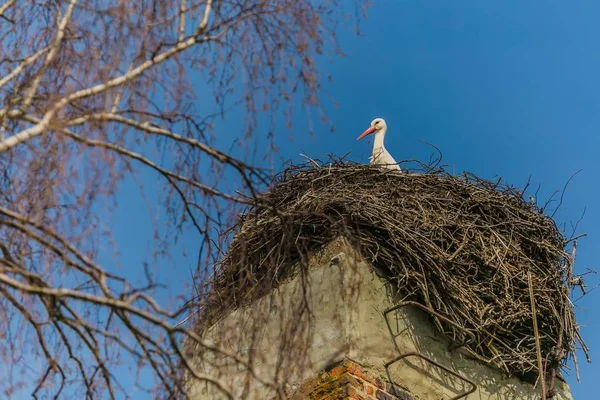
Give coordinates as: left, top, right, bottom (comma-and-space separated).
106, 1, 598, 398
326, 2, 599, 396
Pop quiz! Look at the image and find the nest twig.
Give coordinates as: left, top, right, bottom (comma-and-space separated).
201, 159, 589, 380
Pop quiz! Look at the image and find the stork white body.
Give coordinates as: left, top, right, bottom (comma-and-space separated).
357, 118, 401, 171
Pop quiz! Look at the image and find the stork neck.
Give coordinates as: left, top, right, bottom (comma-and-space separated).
373, 130, 386, 152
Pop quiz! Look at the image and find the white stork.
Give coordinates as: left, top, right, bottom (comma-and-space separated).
357, 118, 401, 171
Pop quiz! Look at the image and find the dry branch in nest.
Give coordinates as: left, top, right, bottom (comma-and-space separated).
201, 160, 589, 381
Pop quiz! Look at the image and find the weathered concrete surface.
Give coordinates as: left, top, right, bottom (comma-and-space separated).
185, 237, 573, 399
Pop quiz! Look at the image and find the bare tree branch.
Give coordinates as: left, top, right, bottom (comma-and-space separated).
0, 0, 367, 397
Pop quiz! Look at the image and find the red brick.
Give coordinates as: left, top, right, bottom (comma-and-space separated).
347, 361, 364, 378
329, 365, 346, 378
341, 374, 361, 387
375, 389, 393, 400
294, 359, 417, 400
348, 386, 366, 400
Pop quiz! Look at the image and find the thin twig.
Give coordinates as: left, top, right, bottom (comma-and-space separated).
529, 270, 546, 399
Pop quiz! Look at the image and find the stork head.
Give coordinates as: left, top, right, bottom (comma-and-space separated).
357, 118, 387, 140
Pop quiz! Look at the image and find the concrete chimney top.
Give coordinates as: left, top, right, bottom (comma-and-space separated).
185, 237, 574, 399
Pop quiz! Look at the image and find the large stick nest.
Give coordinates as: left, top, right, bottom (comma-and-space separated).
204, 161, 587, 379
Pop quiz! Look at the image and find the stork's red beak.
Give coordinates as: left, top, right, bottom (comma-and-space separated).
357, 126, 376, 140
